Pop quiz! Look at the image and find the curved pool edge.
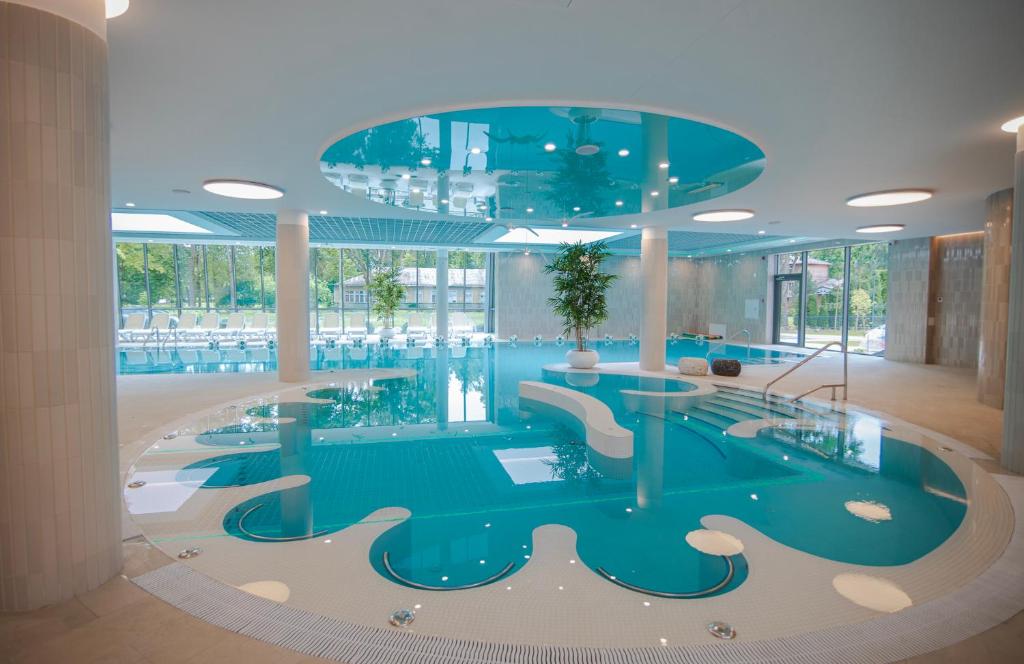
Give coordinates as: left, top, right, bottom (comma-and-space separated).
118, 365, 1022, 658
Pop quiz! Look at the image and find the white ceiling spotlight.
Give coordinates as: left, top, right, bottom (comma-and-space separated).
658, 161, 670, 169
319, 210, 328, 215
420, 157, 432, 166
856, 224, 906, 234
1000, 115, 1024, 133
106, 0, 130, 19
543, 143, 557, 152
845, 190, 932, 207
203, 179, 284, 200
470, 147, 482, 155
693, 209, 754, 222
617, 148, 630, 157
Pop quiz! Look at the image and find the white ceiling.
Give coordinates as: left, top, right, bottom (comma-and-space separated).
107, 0, 1024, 241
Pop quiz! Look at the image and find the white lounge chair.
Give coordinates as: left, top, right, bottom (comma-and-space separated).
450, 312, 475, 337
347, 312, 368, 338
174, 312, 200, 345
212, 312, 246, 340
119, 312, 148, 343
320, 311, 343, 338
245, 312, 272, 341
406, 313, 429, 338
197, 312, 221, 340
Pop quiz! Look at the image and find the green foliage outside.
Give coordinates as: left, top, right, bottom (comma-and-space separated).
369, 266, 405, 329
544, 241, 618, 351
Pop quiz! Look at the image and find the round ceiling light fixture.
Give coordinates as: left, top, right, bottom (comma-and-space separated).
856, 224, 905, 234
203, 179, 284, 200
846, 190, 932, 207
106, 0, 130, 19
693, 209, 754, 222
543, 142, 557, 152
617, 148, 630, 157
1000, 115, 1024, 133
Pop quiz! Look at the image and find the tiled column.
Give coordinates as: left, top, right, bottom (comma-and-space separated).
639, 227, 668, 371
1003, 126, 1024, 472
276, 209, 310, 383
436, 249, 448, 339
1, 0, 122, 611
978, 188, 1013, 407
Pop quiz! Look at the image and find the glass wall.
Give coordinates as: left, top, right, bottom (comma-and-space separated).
771, 242, 888, 356
115, 241, 493, 335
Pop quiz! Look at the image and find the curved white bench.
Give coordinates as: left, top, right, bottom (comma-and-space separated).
518, 381, 633, 478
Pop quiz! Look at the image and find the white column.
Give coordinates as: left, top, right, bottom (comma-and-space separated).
1, 0, 122, 611
1003, 125, 1024, 472
276, 210, 311, 383
640, 227, 669, 371
436, 249, 449, 339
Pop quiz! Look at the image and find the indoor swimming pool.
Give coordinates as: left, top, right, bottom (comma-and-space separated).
116, 338, 801, 375
122, 342, 1007, 651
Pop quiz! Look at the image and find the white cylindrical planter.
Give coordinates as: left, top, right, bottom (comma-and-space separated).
566, 349, 599, 369
639, 227, 669, 371
1003, 125, 1024, 473
276, 209, 311, 383
1, 0, 122, 611
436, 249, 449, 339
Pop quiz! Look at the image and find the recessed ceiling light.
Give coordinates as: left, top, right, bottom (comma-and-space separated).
630, 224, 638, 228
617, 148, 630, 157
693, 209, 754, 222
846, 190, 932, 207
411, 187, 421, 193
1000, 115, 1024, 133
650, 191, 660, 197
470, 147, 482, 155
485, 216, 493, 221
440, 198, 449, 204
203, 179, 284, 200
658, 162, 670, 169
124, 202, 135, 207
572, 206, 581, 212
668, 176, 679, 184
856, 224, 906, 234
319, 210, 328, 215
526, 207, 534, 213
106, 0, 129, 19
544, 143, 557, 152
789, 239, 797, 243
615, 200, 624, 207
757, 230, 766, 235
420, 157, 432, 166
401, 173, 411, 180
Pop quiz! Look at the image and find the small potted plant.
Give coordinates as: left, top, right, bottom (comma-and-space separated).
369, 266, 404, 339
544, 240, 617, 369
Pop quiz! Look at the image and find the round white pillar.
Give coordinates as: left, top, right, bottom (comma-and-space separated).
1002, 125, 1024, 472
436, 249, 449, 339
1, 0, 121, 611
276, 209, 311, 383
639, 227, 669, 371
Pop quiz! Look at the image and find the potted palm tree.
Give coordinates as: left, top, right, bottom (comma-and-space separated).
369, 266, 405, 339
544, 241, 618, 369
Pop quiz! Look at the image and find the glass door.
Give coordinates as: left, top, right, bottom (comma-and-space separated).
773, 274, 803, 346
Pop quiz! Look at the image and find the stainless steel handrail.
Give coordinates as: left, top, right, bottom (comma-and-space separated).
706, 329, 751, 361
596, 555, 735, 598
237, 504, 329, 542
382, 552, 515, 590
762, 341, 848, 402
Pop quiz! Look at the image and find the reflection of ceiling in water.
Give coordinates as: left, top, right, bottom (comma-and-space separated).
321, 106, 765, 222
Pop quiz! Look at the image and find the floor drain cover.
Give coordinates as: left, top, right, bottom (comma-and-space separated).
389, 608, 415, 627
707, 621, 736, 640
162, 432, 178, 440
127, 480, 146, 489
178, 547, 202, 559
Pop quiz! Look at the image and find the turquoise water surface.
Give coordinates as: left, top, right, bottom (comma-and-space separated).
178, 344, 966, 598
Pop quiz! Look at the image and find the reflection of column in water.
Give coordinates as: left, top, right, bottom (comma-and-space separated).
436, 346, 449, 431
636, 413, 665, 510
277, 402, 313, 538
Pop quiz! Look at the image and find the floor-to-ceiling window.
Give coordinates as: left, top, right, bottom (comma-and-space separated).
770, 242, 888, 355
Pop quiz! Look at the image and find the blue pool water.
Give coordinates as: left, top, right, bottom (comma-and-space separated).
118, 339, 798, 375
177, 344, 966, 598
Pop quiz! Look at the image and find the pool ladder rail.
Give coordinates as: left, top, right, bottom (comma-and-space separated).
705, 329, 751, 361
762, 341, 848, 402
